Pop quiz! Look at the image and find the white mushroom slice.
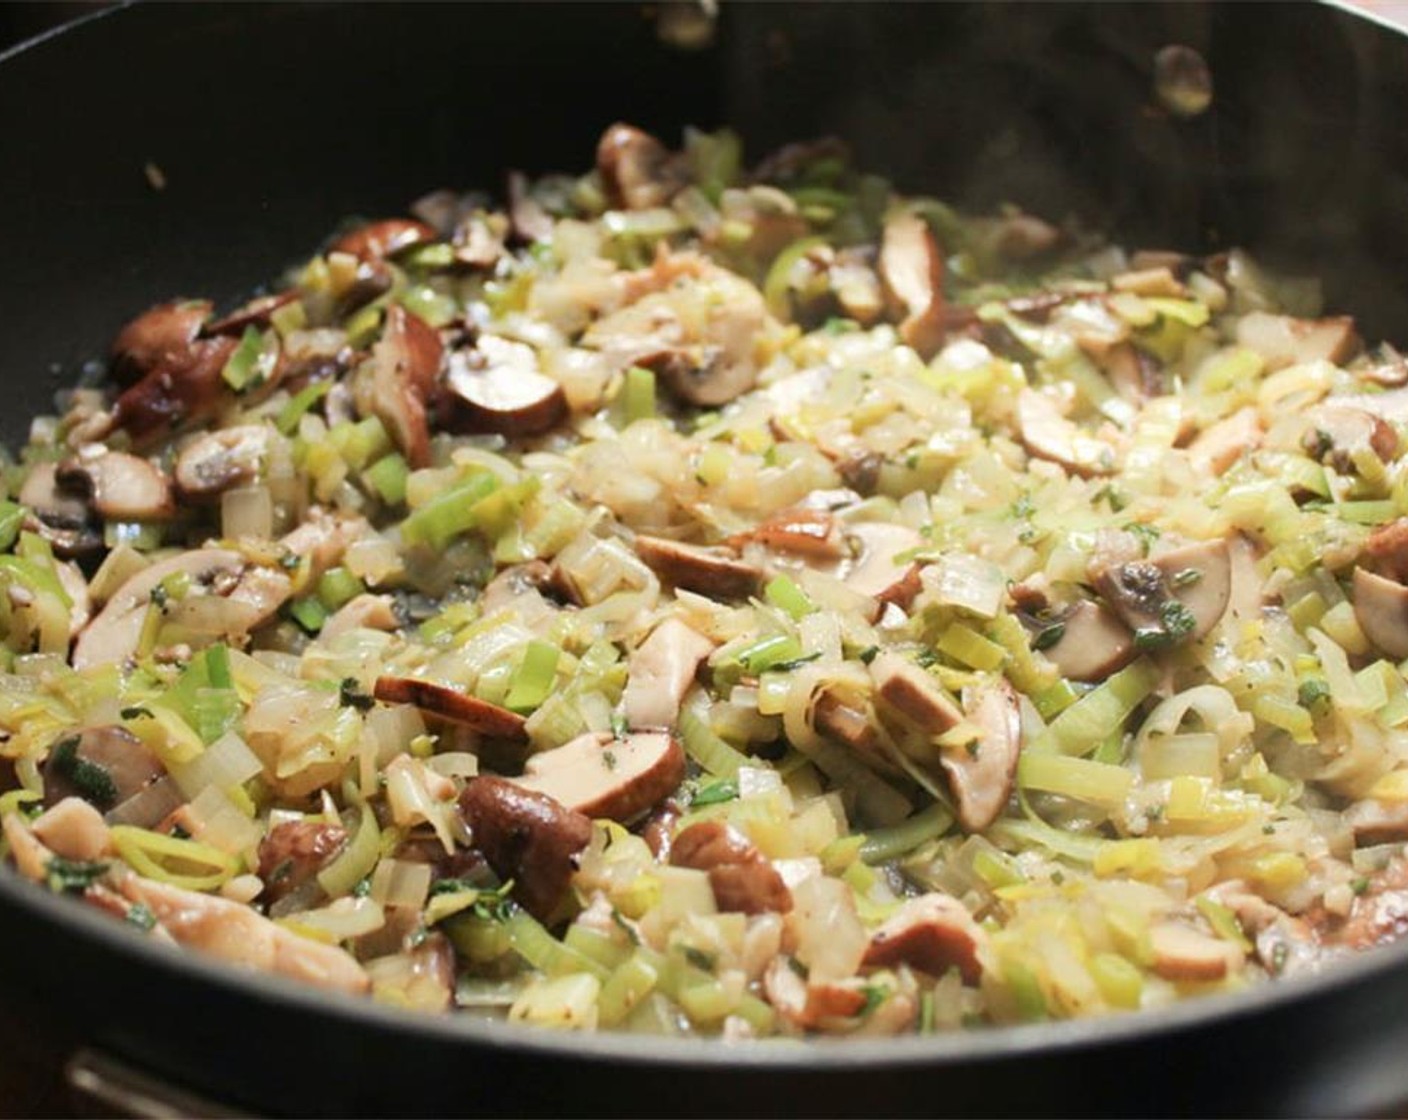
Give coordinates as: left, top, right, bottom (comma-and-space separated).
373, 676, 527, 741
623, 618, 716, 730
515, 730, 686, 822
862, 894, 987, 983
1301, 404, 1397, 469
118, 874, 369, 995
73, 548, 247, 669
635, 535, 761, 599
20, 460, 91, 525
1345, 797, 1408, 845
1016, 388, 1117, 477
870, 652, 962, 735
56, 449, 173, 521
1187, 406, 1263, 476
1235, 310, 1359, 371
812, 690, 898, 776
844, 522, 924, 602
1094, 538, 1231, 647
320, 593, 398, 642
32, 797, 110, 861
1036, 600, 1135, 683
943, 680, 1020, 832
831, 247, 883, 325
174, 424, 271, 498
446, 337, 566, 437
879, 211, 945, 359
365, 341, 431, 469
1149, 920, 1243, 982
1353, 567, 1408, 659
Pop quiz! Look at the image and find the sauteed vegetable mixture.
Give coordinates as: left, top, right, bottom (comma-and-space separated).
6, 124, 1408, 1036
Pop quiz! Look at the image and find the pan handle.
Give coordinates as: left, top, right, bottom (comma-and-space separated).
65, 1048, 255, 1120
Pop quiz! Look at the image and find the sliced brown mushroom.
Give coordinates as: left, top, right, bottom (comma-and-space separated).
1235, 310, 1359, 371
813, 689, 900, 776
329, 218, 437, 263
861, 894, 987, 984
844, 522, 925, 604
830, 247, 884, 325
596, 122, 686, 211
1301, 404, 1398, 472
942, 680, 1020, 832
870, 652, 963, 735
56, 448, 174, 521
507, 170, 554, 243
444, 336, 566, 437
514, 730, 685, 822
17, 461, 102, 558
72, 549, 255, 669
204, 290, 300, 337
636, 344, 759, 408
1093, 538, 1231, 648
1352, 567, 1408, 659
1149, 920, 1242, 982
1016, 388, 1117, 478
373, 676, 527, 741
257, 820, 349, 903
1029, 599, 1135, 683
110, 333, 241, 448
731, 507, 846, 559
990, 212, 1062, 260
174, 424, 271, 499
671, 820, 793, 914
42, 725, 164, 811
879, 210, 945, 359
1362, 518, 1408, 585
634, 535, 762, 599
623, 618, 716, 730
1187, 406, 1263, 476
359, 305, 444, 469
109, 300, 213, 386
763, 958, 869, 1029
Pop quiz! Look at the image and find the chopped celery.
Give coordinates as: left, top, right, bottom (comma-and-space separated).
1018, 752, 1133, 808
678, 702, 750, 778
1090, 953, 1143, 1010
318, 803, 380, 897
505, 640, 561, 715
1027, 660, 1159, 756
317, 567, 364, 612
937, 623, 1007, 671
620, 366, 657, 426
289, 597, 328, 634
400, 472, 499, 550
763, 236, 827, 320
221, 326, 276, 392
399, 284, 458, 327
764, 574, 814, 620
0, 500, 23, 552
365, 453, 409, 506
276, 379, 332, 435
860, 803, 954, 864
503, 906, 609, 980
736, 634, 806, 675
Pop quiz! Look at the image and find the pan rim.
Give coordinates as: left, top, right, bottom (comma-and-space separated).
5, 862, 1407, 1073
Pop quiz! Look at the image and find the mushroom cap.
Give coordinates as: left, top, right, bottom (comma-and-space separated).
444, 338, 566, 437
373, 676, 527, 741
943, 679, 1021, 832
879, 210, 945, 359
110, 299, 213, 386
173, 424, 271, 500
634, 535, 762, 600
1235, 310, 1359, 371
1353, 567, 1408, 660
56, 449, 174, 521
1035, 599, 1136, 684
328, 218, 437, 263
1016, 387, 1117, 478
515, 730, 685, 823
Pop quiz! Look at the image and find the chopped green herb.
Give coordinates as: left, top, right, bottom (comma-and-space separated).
858, 985, 887, 1017
126, 902, 157, 931
682, 945, 716, 971
48, 735, 118, 808
691, 779, 739, 807
858, 645, 880, 665
1298, 678, 1331, 710
1169, 567, 1202, 589
1351, 877, 1370, 896
1032, 622, 1066, 652
339, 677, 375, 711
45, 857, 109, 894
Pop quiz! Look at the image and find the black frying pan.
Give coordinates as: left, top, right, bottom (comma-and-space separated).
4, 3, 1408, 1115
